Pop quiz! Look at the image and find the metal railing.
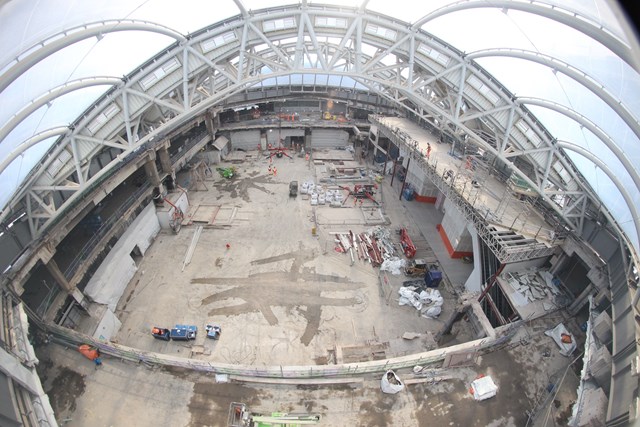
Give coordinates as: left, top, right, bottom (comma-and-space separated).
370, 115, 560, 264
63, 183, 151, 281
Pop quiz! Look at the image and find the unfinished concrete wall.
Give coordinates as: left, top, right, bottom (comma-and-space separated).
501, 257, 549, 274
406, 159, 438, 202
157, 191, 189, 230
438, 198, 473, 258
84, 202, 160, 311
266, 128, 305, 146
464, 224, 482, 292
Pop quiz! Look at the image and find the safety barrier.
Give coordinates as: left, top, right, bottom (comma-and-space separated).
45, 321, 519, 381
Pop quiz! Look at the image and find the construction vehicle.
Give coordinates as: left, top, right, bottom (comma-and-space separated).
151, 327, 171, 341
228, 402, 320, 426
217, 167, 236, 179
289, 181, 298, 197
340, 184, 379, 206
169, 324, 197, 341
399, 228, 416, 258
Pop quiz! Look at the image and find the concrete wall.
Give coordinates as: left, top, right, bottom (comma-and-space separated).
464, 223, 482, 292
84, 202, 160, 311
501, 256, 550, 274
406, 159, 438, 202
438, 198, 473, 258
157, 191, 189, 230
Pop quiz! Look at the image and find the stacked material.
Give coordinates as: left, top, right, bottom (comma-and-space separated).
333, 227, 396, 267
505, 269, 560, 305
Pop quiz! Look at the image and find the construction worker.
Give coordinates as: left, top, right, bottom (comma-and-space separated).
273, 167, 277, 176
427, 143, 432, 159
268, 165, 272, 175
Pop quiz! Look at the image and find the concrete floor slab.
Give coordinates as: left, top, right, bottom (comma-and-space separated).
36, 150, 581, 426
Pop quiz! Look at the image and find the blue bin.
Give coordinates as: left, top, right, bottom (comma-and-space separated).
403, 187, 414, 201
424, 270, 442, 288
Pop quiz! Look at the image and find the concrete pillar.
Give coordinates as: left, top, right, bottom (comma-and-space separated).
45, 259, 73, 293
205, 110, 217, 140
158, 146, 172, 174
568, 282, 594, 315
438, 198, 474, 258
143, 156, 161, 187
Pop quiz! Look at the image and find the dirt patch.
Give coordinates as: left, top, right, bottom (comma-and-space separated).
46, 367, 86, 416
359, 394, 395, 426
299, 305, 322, 346
187, 382, 262, 427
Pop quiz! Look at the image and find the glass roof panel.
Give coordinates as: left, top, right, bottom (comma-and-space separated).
0, 0, 639, 252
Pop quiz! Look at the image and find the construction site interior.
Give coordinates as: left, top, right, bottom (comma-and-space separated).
2, 3, 638, 424
0, 106, 619, 427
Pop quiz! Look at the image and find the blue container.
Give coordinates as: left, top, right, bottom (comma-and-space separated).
424, 270, 442, 288
403, 187, 414, 201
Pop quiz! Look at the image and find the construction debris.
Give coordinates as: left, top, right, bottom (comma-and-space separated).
332, 226, 397, 268
504, 269, 561, 306
398, 287, 444, 317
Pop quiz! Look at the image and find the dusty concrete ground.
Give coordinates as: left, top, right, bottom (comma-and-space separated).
36, 148, 579, 426
114, 150, 459, 365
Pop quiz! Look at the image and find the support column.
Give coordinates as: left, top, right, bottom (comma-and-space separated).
45, 259, 73, 293
568, 282, 594, 315
205, 110, 217, 141
143, 151, 161, 187
158, 146, 172, 175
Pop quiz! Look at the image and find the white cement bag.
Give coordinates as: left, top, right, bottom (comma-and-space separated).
381, 370, 404, 394
380, 257, 406, 275
422, 305, 442, 318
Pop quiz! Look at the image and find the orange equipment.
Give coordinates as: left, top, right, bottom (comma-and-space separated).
78, 344, 100, 362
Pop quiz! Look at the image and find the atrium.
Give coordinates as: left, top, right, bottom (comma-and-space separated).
0, 1, 639, 426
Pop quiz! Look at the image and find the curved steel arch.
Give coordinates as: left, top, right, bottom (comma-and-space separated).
411, 0, 636, 72
0, 76, 122, 144
0, 20, 186, 94
0, 127, 70, 176
0, 3, 621, 246
517, 96, 640, 194
557, 140, 640, 249
467, 48, 640, 141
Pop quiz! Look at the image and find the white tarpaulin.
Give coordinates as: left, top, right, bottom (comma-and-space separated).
545, 323, 577, 357
381, 370, 404, 394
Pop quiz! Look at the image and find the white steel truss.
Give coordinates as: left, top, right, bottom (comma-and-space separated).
0, 2, 637, 267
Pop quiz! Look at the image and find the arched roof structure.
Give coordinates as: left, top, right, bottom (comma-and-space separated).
1, 0, 639, 422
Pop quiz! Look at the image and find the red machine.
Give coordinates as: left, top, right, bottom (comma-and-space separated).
400, 228, 416, 258
340, 184, 379, 205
